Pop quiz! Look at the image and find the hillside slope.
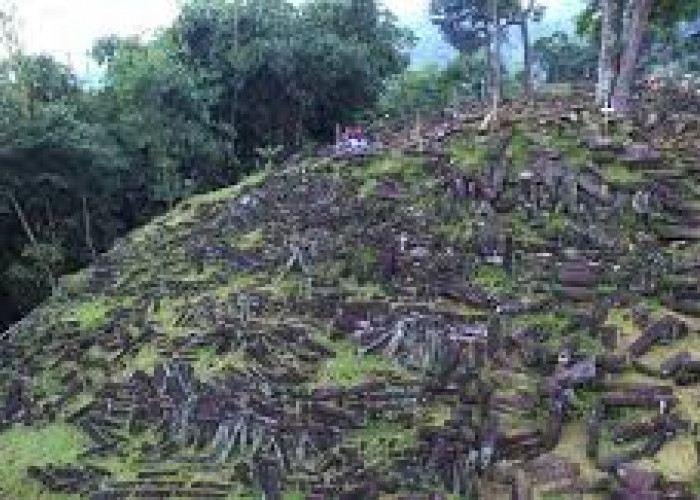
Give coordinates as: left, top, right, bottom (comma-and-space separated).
2, 94, 700, 499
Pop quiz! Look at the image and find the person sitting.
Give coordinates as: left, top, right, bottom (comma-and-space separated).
337, 125, 369, 154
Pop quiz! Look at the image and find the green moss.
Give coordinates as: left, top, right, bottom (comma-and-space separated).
264, 273, 311, 300
233, 229, 266, 251
508, 213, 546, 246
126, 344, 160, 375
33, 369, 63, 396
564, 145, 592, 168
192, 347, 247, 380
60, 393, 94, 420
315, 342, 406, 387
349, 422, 416, 463
150, 297, 184, 332
435, 219, 474, 245
473, 265, 512, 293
355, 246, 378, 279
61, 297, 114, 329
137, 170, 268, 234
508, 128, 531, 173
95, 430, 159, 481
339, 279, 387, 300
448, 137, 488, 173
188, 170, 268, 206
0, 424, 87, 499
423, 404, 452, 426
512, 312, 570, 335
605, 307, 638, 350
214, 272, 267, 299
637, 435, 697, 482
604, 161, 644, 185
358, 177, 379, 198
543, 212, 569, 236
359, 153, 425, 183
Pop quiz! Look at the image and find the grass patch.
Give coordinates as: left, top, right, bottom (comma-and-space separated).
359, 153, 426, 183
33, 369, 63, 397
422, 404, 452, 426
214, 272, 266, 300
192, 347, 247, 381
95, 430, 160, 481
604, 308, 638, 352
511, 312, 570, 335
315, 342, 406, 387
348, 422, 415, 463
508, 213, 547, 247
233, 229, 265, 251
637, 435, 697, 482
508, 128, 531, 173
472, 265, 513, 294
126, 344, 160, 375
188, 170, 268, 206
435, 219, 474, 246
603, 161, 644, 185
0, 424, 87, 499
61, 297, 114, 329
339, 279, 387, 300
543, 212, 569, 236
135, 170, 268, 235
358, 177, 379, 198
448, 137, 488, 173
150, 297, 184, 333
263, 273, 312, 300
551, 422, 604, 481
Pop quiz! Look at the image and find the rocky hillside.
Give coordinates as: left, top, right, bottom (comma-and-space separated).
1, 92, 700, 499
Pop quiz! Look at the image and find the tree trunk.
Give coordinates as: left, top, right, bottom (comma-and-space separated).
82, 194, 97, 261
484, 44, 492, 102
521, 15, 533, 99
613, 0, 653, 112
490, 0, 501, 116
597, 0, 618, 105
621, 0, 633, 45
6, 191, 57, 292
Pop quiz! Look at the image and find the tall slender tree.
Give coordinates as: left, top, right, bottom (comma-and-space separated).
489, 0, 502, 110
430, 0, 543, 101
597, 0, 617, 105
613, 0, 654, 110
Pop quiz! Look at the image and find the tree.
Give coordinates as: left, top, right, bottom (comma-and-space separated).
430, 0, 543, 101
173, 0, 412, 153
0, 0, 414, 331
597, 0, 617, 105
378, 53, 488, 119
579, 0, 700, 109
613, 0, 654, 109
533, 32, 597, 83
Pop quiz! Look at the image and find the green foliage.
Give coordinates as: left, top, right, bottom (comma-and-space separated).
576, 0, 700, 68
430, 0, 534, 54
174, 0, 412, 152
0, 0, 411, 331
533, 31, 597, 83
378, 54, 486, 119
